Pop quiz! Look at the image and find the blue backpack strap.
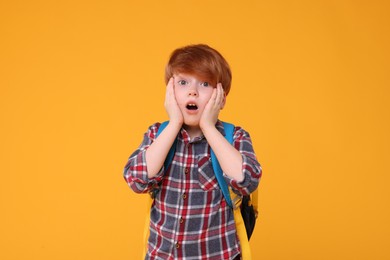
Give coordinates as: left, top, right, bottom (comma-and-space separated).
210, 121, 235, 208
156, 121, 177, 170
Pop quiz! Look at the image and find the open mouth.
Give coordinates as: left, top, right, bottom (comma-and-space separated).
186, 103, 198, 110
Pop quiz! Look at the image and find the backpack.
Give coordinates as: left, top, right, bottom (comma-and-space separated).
143, 121, 258, 259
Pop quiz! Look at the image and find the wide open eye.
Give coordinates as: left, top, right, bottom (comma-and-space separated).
200, 82, 209, 87
177, 80, 187, 86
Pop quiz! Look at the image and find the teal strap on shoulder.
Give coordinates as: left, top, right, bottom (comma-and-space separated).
210, 122, 235, 208
222, 122, 235, 144
157, 121, 176, 170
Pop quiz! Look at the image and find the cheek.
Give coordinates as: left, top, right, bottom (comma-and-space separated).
198, 90, 213, 109
174, 89, 186, 105
204, 88, 214, 100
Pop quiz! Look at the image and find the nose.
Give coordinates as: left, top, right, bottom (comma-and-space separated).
188, 85, 198, 96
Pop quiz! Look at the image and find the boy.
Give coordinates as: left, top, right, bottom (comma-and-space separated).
124, 44, 262, 260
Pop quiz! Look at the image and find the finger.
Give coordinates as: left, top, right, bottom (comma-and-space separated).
165, 78, 176, 108
166, 78, 172, 92
166, 77, 172, 86
209, 87, 217, 103
217, 84, 226, 109
167, 77, 175, 96
170, 76, 175, 87
220, 85, 226, 109
215, 83, 223, 108
165, 78, 171, 99
169, 77, 174, 89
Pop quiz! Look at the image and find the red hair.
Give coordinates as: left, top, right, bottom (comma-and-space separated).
165, 44, 232, 95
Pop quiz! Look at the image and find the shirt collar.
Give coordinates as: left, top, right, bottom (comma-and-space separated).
179, 120, 226, 143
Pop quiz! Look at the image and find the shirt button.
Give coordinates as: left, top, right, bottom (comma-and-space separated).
182, 193, 187, 199
176, 242, 180, 248
180, 217, 184, 224
185, 168, 189, 174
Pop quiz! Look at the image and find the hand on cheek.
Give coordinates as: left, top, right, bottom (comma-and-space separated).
200, 83, 225, 129
164, 77, 183, 126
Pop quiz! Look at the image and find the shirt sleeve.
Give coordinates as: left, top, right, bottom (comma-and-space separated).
224, 126, 262, 196
123, 123, 165, 194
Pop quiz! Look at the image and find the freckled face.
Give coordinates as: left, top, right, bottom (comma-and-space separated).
173, 73, 214, 126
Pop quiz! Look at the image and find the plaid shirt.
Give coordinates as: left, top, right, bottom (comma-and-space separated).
124, 121, 262, 260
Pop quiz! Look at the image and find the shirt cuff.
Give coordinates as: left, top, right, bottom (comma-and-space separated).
128, 150, 165, 192
224, 154, 261, 195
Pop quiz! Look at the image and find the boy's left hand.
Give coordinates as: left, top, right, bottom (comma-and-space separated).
200, 83, 225, 130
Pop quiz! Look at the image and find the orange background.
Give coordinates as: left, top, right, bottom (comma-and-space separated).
1, 1, 389, 259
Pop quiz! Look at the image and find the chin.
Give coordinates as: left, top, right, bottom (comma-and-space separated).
183, 118, 200, 127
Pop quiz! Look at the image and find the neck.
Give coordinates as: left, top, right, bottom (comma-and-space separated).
184, 125, 202, 139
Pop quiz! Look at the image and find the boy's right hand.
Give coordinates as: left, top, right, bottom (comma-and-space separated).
164, 77, 183, 126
